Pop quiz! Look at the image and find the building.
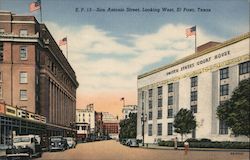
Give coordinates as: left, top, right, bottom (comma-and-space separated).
137, 33, 250, 143
76, 104, 95, 140
102, 112, 119, 139
122, 105, 137, 119
95, 112, 103, 137
0, 11, 78, 145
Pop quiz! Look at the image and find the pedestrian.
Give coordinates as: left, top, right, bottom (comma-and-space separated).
184, 141, 189, 155
174, 137, 178, 150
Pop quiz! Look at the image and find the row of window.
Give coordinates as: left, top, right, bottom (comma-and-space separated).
144, 61, 249, 99
148, 123, 173, 136
0, 86, 28, 100
148, 108, 174, 120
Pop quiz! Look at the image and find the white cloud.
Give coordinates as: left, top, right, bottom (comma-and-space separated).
45, 22, 224, 94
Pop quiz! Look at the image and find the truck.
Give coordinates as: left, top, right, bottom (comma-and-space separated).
6, 135, 42, 158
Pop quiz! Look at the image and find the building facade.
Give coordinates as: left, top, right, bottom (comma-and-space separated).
95, 112, 103, 137
137, 33, 250, 143
0, 11, 78, 128
122, 105, 137, 119
76, 104, 95, 140
102, 112, 119, 139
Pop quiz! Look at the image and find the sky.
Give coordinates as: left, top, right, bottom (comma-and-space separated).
0, 0, 249, 118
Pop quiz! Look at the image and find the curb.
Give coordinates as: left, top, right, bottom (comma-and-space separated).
140, 146, 250, 152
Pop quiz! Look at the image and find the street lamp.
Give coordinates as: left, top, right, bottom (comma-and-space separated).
141, 113, 147, 146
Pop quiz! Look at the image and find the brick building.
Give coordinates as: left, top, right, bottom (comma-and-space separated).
0, 11, 78, 127
102, 112, 119, 139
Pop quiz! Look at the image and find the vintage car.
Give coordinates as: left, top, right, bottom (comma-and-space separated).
49, 136, 68, 151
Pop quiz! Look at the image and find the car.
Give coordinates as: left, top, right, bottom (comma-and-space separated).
65, 137, 76, 148
126, 139, 139, 147
49, 136, 68, 151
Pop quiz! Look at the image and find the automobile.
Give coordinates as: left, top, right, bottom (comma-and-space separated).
120, 139, 127, 145
64, 137, 76, 148
49, 136, 68, 151
126, 139, 139, 147
6, 135, 42, 158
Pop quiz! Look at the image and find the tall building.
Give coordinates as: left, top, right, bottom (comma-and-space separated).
137, 33, 250, 143
95, 112, 103, 137
76, 104, 95, 140
122, 105, 137, 119
102, 112, 119, 139
0, 11, 78, 127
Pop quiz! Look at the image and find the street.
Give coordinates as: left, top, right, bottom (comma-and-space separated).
36, 140, 249, 160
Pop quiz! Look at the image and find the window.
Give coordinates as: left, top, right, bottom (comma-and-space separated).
157, 110, 162, 119
149, 89, 153, 98
168, 96, 173, 105
0, 86, 2, 99
142, 102, 144, 110
191, 105, 197, 113
239, 61, 250, 75
142, 91, 144, 99
168, 83, 173, 93
220, 67, 229, 80
220, 84, 229, 96
0, 29, 4, 34
77, 126, 80, 130
167, 108, 173, 118
20, 46, 27, 60
0, 42, 3, 62
20, 90, 27, 100
157, 86, 162, 95
20, 29, 28, 36
191, 76, 198, 87
158, 98, 162, 107
157, 123, 162, 136
219, 120, 228, 135
19, 72, 28, 84
0, 72, 2, 82
191, 91, 197, 101
168, 123, 173, 135
148, 111, 152, 120
148, 124, 152, 136
148, 100, 152, 109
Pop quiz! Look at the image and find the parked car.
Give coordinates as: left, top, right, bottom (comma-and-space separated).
6, 135, 42, 158
49, 136, 68, 151
126, 139, 139, 147
65, 137, 76, 148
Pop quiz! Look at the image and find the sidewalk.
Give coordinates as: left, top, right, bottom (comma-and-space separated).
140, 143, 250, 152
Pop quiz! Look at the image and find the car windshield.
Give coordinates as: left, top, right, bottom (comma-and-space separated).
51, 138, 62, 141
13, 137, 30, 143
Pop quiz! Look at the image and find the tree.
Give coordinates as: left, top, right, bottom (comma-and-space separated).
173, 108, 196, 142
119, 113, 137, 139
217, 78, 250, 137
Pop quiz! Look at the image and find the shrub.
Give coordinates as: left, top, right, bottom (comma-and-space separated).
186, 138, 199, 142
200, 138, 212, 142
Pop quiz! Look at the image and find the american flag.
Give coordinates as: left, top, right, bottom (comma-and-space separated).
186, 26, 196, 37
120, 97, 125, 101
29, 0, 41, 12
59, 37, 67, 46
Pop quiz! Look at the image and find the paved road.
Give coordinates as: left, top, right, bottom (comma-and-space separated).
36, 140, 249, 160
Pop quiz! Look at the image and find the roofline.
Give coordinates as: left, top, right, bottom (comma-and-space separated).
138, 32, 250, 79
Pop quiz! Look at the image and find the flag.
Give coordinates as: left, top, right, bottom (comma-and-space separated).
120, 97, 124, 101
59, 37, 67, 46
186, 26, 196, 37
29, 0, 41, 12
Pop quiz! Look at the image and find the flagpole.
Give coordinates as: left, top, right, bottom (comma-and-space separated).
195, 25, 197, 53
39, 0, 42, 22
66, 36, 68, 59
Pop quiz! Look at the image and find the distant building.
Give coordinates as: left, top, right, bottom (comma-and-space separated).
95, 112, 103, 137
76, 104, 95, 140
102, 112, 119, 139
122, 105, 137, 119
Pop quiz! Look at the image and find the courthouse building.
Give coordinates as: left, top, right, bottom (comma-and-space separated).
0, 11, 78, 127
137, 32, 250, 143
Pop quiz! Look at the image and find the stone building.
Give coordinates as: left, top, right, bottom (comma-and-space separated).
137, 32, 250, 143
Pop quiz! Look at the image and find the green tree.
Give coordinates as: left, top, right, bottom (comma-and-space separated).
173, 108, 196, 142
217, 78, 250, 137
119, 113, 137, 139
